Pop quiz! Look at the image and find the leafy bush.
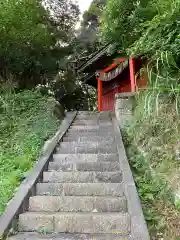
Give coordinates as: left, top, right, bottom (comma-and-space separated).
0, 89, 60, 214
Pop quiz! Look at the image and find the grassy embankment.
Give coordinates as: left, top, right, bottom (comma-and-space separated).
0, 89, 60, 215
123, 92, 180, 239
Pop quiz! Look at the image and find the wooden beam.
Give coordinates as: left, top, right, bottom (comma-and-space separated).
104, 63, 117, 73
129, 58, 136, 92
103, 58, 125, 73
119, 58, 125, 63
97, 77, 103, 111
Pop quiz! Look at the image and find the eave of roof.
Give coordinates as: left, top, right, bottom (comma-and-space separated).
77, 43, 113, 73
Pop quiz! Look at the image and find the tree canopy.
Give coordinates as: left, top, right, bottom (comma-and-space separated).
75, 0, 106, 59
101, 0, 180, 91
101, 0, 157, 53
0, 0, 79, 88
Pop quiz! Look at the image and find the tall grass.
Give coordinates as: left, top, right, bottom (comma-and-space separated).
124, 54, 180, 238
0, 89, 60, 214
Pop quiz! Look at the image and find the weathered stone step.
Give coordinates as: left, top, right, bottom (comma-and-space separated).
56, 143, 117, 154
75, 113, 111, 118
70, 126, 99, 130
66, 131, 114, 137
58, 141, 116, 150
53, 153, 118, 163
63, 136, 115, 142
48, 162, 120, 172
36, 183, 124, 196
74, 113, 111, 117
29, 196, 127, 212
68, 127, 114, 133
75, 114, 111, 120
72, 121, 113, 126
58, 141, 117, 148
75, 116, 111, 120
70, 126, 113, 131
56, 148, 116, 154
43, 171, 122, 183
77, 111, 99, 115
77, 111, 110, 115
9, 232, 130, 240
19, 212, 130, 234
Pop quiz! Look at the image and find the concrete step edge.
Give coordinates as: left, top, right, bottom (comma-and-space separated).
43, 171, 123, 183
36, 182, 124, 197
29, 196, 127, 212
62, 137, 115, 141
18, 212, 130, 234
8, 232, 131, 240
48, 161, 120, 172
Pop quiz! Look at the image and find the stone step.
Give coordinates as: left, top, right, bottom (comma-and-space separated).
75, 117, 111, 120
29, 196, 127, 212
75, 112, 111, 118
62, 136, 115, 142
58, 141, 117, 148
43, 171, 122, 183
75, 115, 111, 118
70, 126, 113, 131
18, 212, 130, 234
56, 143, 117, 154
77, 111, 110, 115
56, 148, 116, 154
75, 116, 111, 120
36, 183, 124, 196
66, 132, 114, 137
9, 232, 130, 240
48, 162, 120, 172
58, 140, 116, 150
72, 121, 113, 126
53, 153, 118, 163
70, 126, 99, 130
75, 113, 111, 117
77, 111, 99, 115
66, 131, 114, 137
68, 127, 114, 133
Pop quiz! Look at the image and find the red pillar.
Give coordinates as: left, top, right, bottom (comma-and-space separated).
129, 58, 136, 92
97, 77, 103, 112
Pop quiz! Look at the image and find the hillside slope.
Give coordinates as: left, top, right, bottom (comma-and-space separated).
124, 92, 180, 239
0, 90, 60, 214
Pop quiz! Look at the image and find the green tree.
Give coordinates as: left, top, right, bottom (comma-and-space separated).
82, 0, 106, 28
0, 0, 79, 88
101, 0, 156, 53
75, 0, 106, 59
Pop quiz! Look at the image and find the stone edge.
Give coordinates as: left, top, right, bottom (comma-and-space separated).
112, 115, 150, 240
115, 93, 136, 99
0, 112, 77, 239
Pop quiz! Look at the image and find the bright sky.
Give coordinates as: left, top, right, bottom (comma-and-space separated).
74, 0, 92, 29
76, 0, 92, 13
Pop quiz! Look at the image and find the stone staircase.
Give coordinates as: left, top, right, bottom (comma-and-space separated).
9, 111, 148, 240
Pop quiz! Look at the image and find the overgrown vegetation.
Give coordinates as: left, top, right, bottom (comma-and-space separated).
101, 0, 180, 238
0, 89, 60, 215
123, 94, 180, 239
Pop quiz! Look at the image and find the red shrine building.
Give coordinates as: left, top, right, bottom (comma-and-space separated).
77, 44, 147, 112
